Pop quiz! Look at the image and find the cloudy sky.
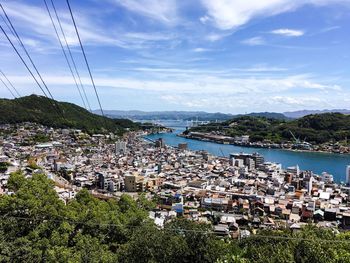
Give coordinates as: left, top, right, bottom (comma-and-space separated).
0, 0, 350, 113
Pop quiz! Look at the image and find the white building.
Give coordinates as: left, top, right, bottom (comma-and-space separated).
287, 165, 300, 175
115, 140, 127, 154
321, 172, 333, 184
346, 165, 350, 185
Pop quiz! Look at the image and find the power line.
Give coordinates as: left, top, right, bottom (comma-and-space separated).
66, 0, 105, 117
0, 11, 15, 37
49, 0, 91, 112
43, 0, 87, 110
0, 4, 65, 120
0, 25, 49, 98
0, 25, 64, 118
0, 4, 55, 102
0, 69, 21, 97
0, 75, 16, 98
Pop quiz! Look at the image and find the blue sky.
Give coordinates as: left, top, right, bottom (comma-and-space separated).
0, 0, 350, 113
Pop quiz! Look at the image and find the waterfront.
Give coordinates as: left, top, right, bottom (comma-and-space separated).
146, 121, 350, 182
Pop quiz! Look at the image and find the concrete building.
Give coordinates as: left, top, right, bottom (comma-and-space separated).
115, 140, 127, 154
321, 172, 334, 184
124, 174, 145, 192
155, 138, 164, 148
230, 153, 264, 170
178, 143, 188, 151
346, 165, 350, 185
97, 172, 121, 192
287, 165, 300, 175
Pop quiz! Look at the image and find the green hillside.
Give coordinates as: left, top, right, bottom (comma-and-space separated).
0, 95, 139, 134
188, 113, 350, 144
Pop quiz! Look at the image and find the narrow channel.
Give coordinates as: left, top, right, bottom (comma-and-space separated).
145, 120, 350, 183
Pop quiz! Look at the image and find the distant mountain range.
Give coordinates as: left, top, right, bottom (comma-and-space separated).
97, 110, 231, 121
0, 95, 139, 134
97, 109, 350, 121
95, 110, 288, 121
283, 109, 350, 119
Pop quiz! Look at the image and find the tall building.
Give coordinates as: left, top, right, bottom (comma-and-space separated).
178, 143, 188, 151
96, 172, 119, 192
346, 165, 350, 185
124, 174, 145, 192
155, 138, 164, 148
287, 165, 300, 175
229, 153, 264, 170
115, 140, 127, 154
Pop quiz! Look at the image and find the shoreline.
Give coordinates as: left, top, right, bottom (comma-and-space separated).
143, 132, 347, 183
177, 133, 350, 156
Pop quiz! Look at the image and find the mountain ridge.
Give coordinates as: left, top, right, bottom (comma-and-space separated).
283, 109, 350, 118
0, 95, 139, 134
94, 109, 288, 121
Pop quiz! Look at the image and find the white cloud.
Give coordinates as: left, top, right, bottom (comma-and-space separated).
1, 1, 178, 52
111, 0, 178, 25
200, 0, 350, 30
271, 28, 304, 37
269, 96, 336, 108
205, 33, 229, 42
158, 93, 340, 112
2, 1, 124, 47
192, 48, 212, 52
8, 71, 341, 95
124, 32, 176, 41
241, 36, 265, 46
199, 15, 210, 24
5, 70, 344, 112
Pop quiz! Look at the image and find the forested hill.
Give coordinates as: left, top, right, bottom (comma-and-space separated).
0, 95, 139, 134
188, 113, 350, 144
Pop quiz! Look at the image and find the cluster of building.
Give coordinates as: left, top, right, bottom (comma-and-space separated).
182, 131, 350, 154
1, 123, 350, 238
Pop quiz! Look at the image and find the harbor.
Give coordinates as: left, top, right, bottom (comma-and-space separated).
146, 122, 350, 183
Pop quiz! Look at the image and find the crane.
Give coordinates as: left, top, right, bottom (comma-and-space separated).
289, 130, 300, 144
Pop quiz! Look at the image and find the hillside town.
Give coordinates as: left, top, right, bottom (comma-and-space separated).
1, 123, 350, 238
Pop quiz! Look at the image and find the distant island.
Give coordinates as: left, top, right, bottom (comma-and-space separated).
182, 113, 350, 154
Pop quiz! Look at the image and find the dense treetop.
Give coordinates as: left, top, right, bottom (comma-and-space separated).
1, 172, 350, 262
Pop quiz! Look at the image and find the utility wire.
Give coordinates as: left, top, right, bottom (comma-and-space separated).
0, 25, 49, 98
0, 24, 64, 118
66, 0, 105, 117
0, 11, 15, 38
43, 0, 87, 109
0, 69, 21, 97
0, 75, 16, 98
0, 4, 55, 102
50, 0, 91, 112
0, 4, 66, 120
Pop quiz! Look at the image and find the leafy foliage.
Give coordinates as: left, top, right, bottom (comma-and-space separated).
1, 173, 350, 262
0, 162, 9, 173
